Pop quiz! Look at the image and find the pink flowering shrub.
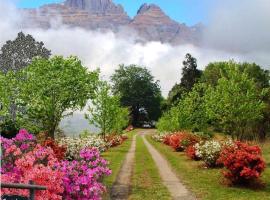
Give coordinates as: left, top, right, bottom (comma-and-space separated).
1, 129, 37, 174
1, 129, 112, 200
57, 148, 111, 200
1, 144, 64, 200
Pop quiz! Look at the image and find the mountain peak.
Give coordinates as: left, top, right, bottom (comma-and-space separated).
137, 3, 162, 15
64, 0, 124, 14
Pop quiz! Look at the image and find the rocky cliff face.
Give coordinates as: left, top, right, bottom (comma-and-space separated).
21, 0, 130, 31
129, 3, 201, 44
65, 0, 125, 14
21, 0, 202, 45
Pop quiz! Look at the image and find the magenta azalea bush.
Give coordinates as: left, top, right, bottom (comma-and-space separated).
57, 148, 111, 200
1, 129, 111, 200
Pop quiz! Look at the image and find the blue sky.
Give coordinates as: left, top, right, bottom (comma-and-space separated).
16, 0, 213, 25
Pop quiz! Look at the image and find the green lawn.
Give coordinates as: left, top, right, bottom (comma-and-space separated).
129, 135, 171, 200
101, 130, 136, 196
146, 135, 270, 200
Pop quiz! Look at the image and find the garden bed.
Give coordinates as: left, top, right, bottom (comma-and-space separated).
146, 135, 270, 200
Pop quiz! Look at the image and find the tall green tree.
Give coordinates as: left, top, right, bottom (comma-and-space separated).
180, 53, 202, 90
0, 71, 24, 136
200, 62, 227, 86
0, 32, 51, 135
85, 81, 129, 140
204, 64, 267, 140
201, 61, 270, 88
0, 32, 51, 73
21, 56, 98, 137
168, 53, 202, 106
156, 106, 180, 132
157, 83, 208, 133
111, 64, 162, 126
202, 61, 270, 139
177, 83, 208, 131
167, 83, 186, 107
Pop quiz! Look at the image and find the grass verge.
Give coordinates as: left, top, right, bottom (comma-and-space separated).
101, 130, 136, 196
146, 135, 270, 200
129, 135, 171, 200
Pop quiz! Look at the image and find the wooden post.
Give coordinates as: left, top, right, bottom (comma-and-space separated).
29, 180, 35, 200
0, 181, 46, 200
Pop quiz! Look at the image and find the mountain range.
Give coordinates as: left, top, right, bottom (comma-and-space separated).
20, 0, 203, 45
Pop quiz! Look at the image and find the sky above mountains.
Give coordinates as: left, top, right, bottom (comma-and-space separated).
16, 0, 212, 25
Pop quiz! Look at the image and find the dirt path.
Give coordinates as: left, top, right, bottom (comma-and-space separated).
140, 130, 196, 200
110, 135, 136, 200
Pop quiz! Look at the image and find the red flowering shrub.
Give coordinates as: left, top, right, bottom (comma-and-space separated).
180, 134, 200, 150
163, 134, 171, 145
217, 141, 266, 185
43, 138, 67, 160
163, 132, 200, 152
185, 145, 200, 161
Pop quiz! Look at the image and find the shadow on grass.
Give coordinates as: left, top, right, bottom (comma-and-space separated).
219, 178, 267, 191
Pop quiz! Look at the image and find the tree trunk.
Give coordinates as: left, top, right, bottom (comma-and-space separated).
132, 106, 140, 127
48, 121, 58, 139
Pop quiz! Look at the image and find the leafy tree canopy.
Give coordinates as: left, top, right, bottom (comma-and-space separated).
204, 63, 267, 140
0, 71, 24, 136
158, 60, 270, 140
158, 83, 209, 132
0, 32, 51, 73
86, 81, 129, 140
167, 83, 186, 108
21, 56, 98, 137
201, 61, 270, 89
111, 64, 162, 126
0, 32, 51, 136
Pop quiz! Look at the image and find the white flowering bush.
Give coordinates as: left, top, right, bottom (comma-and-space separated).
221, 138, 234, 147
57, 135, 107, 160
152, 133, 168, 142
195, 140, 222, 167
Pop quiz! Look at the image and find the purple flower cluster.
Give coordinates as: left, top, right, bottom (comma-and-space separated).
14, 129, 35, 141
1, 129, 36, 150
57, 148, 111, 200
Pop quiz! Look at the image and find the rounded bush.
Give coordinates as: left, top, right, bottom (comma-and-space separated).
217, 141, 266, 185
